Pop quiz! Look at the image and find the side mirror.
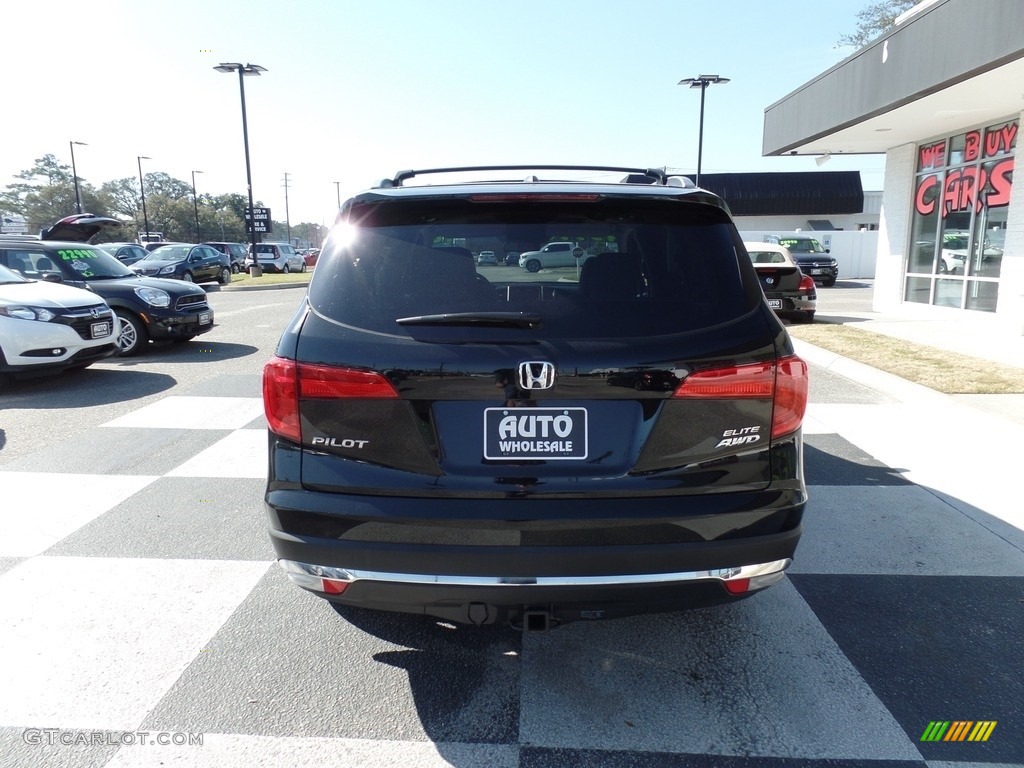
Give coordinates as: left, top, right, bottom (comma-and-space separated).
43, 273, 63, 283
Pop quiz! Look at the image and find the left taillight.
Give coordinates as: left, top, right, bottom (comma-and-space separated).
673, 356, 808, 439
262, 357, 399, 443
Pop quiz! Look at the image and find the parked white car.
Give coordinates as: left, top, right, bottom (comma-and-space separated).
0, 263, 119, 379
245, 242, 307, 273
518, 241, 587, 272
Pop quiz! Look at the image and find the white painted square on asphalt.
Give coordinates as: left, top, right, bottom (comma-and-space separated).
0, 556, 271, 731
101, 397, 264, 430
0, 472, 158, 557
166, 429, 268, 479
519, 580, 923, 762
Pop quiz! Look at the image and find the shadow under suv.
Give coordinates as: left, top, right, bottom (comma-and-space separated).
262, 165, 809, 630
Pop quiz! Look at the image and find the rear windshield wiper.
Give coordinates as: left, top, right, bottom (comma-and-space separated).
396, 311, 543, 329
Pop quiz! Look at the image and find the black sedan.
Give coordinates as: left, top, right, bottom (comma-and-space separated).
744, 242, 817, 324
99, 242, 149, 266
133, 244, 232, 285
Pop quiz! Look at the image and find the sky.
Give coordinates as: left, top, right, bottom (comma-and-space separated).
1, 0, 887, 227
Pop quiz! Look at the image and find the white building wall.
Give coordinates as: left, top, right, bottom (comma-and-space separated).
874, 144, 916, 312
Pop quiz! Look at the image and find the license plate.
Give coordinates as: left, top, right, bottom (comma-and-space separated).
90, 321, 111, 338
767, 299, 782, 309
199, 312, 211, 325
811, 269, 825, 275
484, 407, 588, 460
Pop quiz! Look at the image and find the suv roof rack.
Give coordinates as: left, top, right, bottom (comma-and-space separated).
379, 165, 670, 188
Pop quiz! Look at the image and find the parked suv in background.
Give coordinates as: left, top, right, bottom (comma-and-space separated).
518, 240, 586, 272
204, 241, 248, 273
263, 165, 808, 630
767, 235, 838, 286
245, 242, 306, 273
0, 215, 215, 356
0, 262, 118, 379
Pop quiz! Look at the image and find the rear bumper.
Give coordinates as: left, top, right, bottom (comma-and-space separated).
265, 486, 805, 624
278, 556, 794, 626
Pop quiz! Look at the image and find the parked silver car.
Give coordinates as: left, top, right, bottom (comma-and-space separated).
245, 242, 306, 273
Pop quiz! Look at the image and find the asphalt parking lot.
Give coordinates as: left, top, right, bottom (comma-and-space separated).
0, 281, 1021, 767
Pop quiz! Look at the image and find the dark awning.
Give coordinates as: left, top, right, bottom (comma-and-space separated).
685, 171, 864, 216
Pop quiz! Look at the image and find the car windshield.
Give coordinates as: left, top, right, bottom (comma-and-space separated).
0, 263, 29, 284
5, 246, 136, 281
779, 238, 826, 254
310, 197, 750, 339
142, 245, 190, 261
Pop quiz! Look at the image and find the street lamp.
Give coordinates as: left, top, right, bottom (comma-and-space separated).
214, 62, 267, 273
191, 170, 204, 242
137, 155, 152, 242
334, 180, 341, 210
70, 141, 87, 214
677, 74, 730, 188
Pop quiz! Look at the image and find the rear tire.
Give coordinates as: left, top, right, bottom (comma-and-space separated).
822, 277, 836, 287
217, 266, 232, 285
182, 271, 194, 283
526, 259, 541, 273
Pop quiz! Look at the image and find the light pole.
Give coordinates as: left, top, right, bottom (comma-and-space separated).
70, 141, 87, 214
677, 74, 730, 188
137, 155, 152, 242
191, 170, 204, 242
214, 62, 267, 274
334, 180, 341, 210
283, 171, 291, 244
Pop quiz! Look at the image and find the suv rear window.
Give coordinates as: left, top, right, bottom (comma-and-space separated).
310, 198, 750, 338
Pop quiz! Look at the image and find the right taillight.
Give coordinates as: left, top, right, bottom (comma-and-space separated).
673, 356, 808, 440
771, 356, 808, 438
262, 357, 399, 443
798, 273, 817, 296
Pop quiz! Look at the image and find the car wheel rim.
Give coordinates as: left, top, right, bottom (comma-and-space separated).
183, 273, 193, 282
283, 265, 290, 273
118, 321, 137, 352
222, 268, 231, 284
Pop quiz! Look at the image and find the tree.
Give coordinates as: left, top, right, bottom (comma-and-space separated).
837, 0, 918, 48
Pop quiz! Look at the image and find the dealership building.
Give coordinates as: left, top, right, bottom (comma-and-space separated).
763, 0, 1023, 334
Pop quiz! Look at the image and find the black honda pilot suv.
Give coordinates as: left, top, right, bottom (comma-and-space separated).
263, 165, 809, 630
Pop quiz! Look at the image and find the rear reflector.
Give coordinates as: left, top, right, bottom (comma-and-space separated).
262, 357, 399, 442
673, 357, 808, 440
723, 578, 751, 595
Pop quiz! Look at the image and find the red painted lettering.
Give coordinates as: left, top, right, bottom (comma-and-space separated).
919, 142, 945, 169
984, 122, 1019, 157
964, 130, 981, 162
942, 167, 987, 216
987, 158, 1014, 208
915, 175, 938, 216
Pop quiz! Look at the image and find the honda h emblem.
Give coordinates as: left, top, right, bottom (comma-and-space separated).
517, 361, 555, 390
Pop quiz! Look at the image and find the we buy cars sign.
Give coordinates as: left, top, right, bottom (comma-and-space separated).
245, 207, 273, 234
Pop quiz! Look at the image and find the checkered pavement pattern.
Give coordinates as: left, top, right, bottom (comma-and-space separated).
1, 366, 1021, 768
